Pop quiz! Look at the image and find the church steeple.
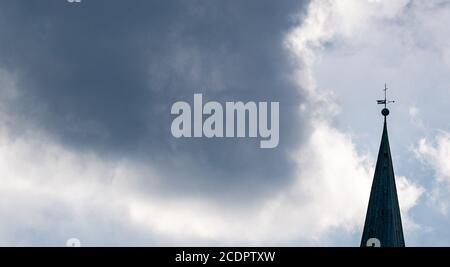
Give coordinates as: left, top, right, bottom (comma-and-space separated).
360, 85, 405, 247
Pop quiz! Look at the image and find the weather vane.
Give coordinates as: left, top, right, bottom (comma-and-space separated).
377, 83, 395, 116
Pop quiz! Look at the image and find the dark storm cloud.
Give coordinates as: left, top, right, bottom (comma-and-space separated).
0, 0, 309, 199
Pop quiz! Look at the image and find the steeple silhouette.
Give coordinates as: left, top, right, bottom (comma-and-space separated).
360, 85, 405, 247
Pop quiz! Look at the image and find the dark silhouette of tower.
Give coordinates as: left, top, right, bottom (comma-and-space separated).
360, 85, 405, 247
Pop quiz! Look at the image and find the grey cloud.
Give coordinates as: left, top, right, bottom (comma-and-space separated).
0, 0, 309, 199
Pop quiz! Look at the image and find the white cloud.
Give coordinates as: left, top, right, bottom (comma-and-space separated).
288, 1, 450, 245
0, 113, 422, 245
416, 133, 450, 215
285, 0, 424, 238
0, 122, 156, 245
417, 133, 450, 183
285, 0, 410, 94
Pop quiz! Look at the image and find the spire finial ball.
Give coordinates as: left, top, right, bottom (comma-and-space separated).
382, 108, 390, 116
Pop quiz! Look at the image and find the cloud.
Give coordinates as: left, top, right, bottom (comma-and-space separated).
0, 0, 311, 198
0, 100, 423, 245
0, 0, 431, 246
293, 0, 450, 245
416, 133, 450, 215
0, 66, 420, 246
417, 133, 450, 183
285, 0, 424, 239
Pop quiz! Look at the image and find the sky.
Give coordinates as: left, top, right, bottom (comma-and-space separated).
0, 0, 449, 246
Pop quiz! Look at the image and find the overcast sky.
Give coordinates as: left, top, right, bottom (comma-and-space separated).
0, 0, 449, 246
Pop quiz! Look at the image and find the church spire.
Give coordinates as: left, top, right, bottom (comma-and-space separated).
360, 84, 405, 247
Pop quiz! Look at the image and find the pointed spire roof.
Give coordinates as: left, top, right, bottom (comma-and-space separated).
360, 111, 405, 247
